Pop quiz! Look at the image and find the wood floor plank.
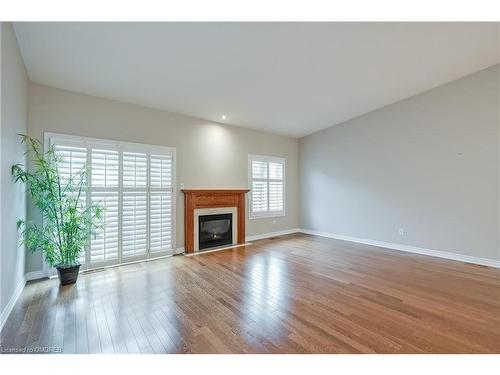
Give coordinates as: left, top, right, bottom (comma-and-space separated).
85, 296, 102, 354
1, 233, 499, 353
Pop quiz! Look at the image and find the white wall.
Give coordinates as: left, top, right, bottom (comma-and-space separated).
0, 23, 28, 316
26, 83, 299, 273
11, 30, 500, 279
299, 64, 500, 262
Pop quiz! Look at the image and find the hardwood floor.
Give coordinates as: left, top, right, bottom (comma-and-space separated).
1, 233, 499, 353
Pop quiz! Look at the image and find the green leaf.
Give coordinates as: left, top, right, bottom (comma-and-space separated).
11, 135, 104, 267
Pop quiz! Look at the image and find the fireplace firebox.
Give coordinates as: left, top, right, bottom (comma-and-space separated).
198, 213, 233, 250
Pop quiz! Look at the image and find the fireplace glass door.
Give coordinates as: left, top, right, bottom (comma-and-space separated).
198, 214, 232, 250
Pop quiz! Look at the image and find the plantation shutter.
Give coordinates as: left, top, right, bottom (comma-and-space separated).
91, 149, 119, 188
251, 160, 268, 213
123, 152, 147, 188
54, 144, 88, 265
149, 155, 173, 253
268, 162, 284, 212
49, 133, 175, 270
122, 152, 148, 258
249, 155, 285, 218
54, 144, 87, 186
90, 149, 119, 263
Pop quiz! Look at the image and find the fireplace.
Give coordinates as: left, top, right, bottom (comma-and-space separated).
198, 213, 233, 250
182, 189, 250, 253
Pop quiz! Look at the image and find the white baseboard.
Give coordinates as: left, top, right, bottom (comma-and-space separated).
245, 228, 301, 242
26, 270, 48, 281
299, 228, 500, 269
0, 275, 27, 333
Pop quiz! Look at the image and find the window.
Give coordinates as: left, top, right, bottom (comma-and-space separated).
248, 154, 285, 219
47, 133, 175, 269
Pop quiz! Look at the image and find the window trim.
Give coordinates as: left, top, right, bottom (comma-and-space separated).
44, 132, 177, 271
248, 153, 286, 220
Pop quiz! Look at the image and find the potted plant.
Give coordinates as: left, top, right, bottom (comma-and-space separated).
12, 135, 103, 285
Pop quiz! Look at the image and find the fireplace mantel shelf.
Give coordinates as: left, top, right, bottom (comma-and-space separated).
182, 189, 250, 193
182, 189, 250, 253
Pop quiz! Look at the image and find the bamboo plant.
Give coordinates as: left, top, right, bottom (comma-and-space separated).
12, 135, 103, 268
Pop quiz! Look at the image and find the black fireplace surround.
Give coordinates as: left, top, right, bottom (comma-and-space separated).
198, 213, 233, 250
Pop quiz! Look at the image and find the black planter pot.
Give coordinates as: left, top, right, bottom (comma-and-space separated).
56, 264, 81, 285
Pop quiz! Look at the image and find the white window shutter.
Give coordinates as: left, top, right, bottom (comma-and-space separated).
54, 145, 87, 186
269, 181, 284, 211
268, 162, 284, 212
149, 192, 172, 252
251, 160, 268, 212
123, 152, 147, 188
55, 144, 88, 264
252, 160, 268, 180
51, 134, 175, 269
122, 152, 148, 258
68, 191, 88, 265
249, 155, 285, 218
122, 192, 148, 257
252, 180, 268, 212
91, 149, 119, 188
149, 154, 173, 253
91, 192, 119, 261
90, 149, 119, 263
150, 154, 173, 189
269, 162, 283, 180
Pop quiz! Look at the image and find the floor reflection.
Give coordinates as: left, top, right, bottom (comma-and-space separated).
242, 254, 291, 334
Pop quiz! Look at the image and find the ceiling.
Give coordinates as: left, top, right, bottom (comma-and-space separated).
13, 22, 500, 138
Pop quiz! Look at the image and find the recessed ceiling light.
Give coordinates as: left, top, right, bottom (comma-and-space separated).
221, 115, 227, 120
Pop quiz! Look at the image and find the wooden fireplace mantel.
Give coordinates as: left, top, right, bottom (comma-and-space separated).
182, 189, 250, 253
